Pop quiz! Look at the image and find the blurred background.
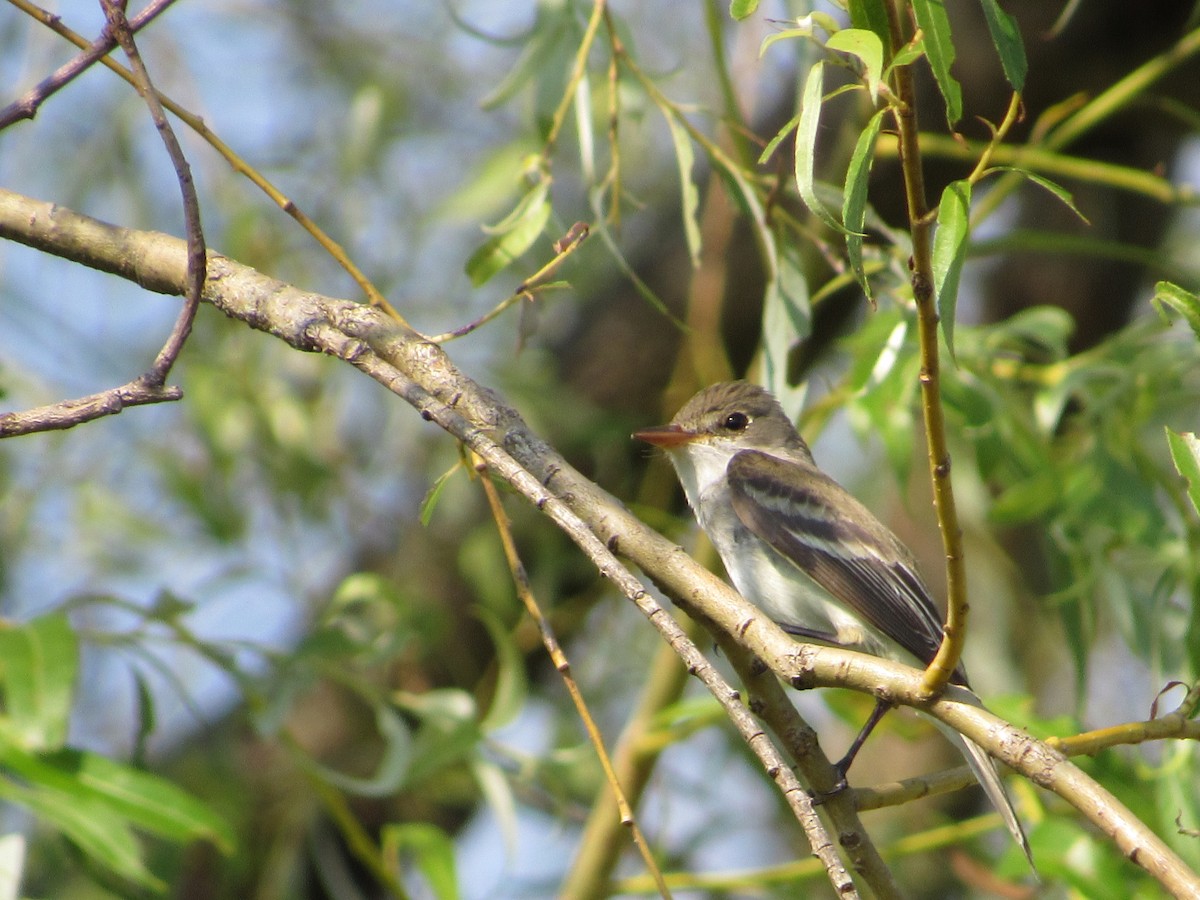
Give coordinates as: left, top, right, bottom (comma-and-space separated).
2, 1, 1200, 897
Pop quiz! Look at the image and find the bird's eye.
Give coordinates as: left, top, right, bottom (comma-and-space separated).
723, 411, 749, 431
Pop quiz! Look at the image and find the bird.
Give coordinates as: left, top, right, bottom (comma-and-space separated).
634, 380, 1033, 866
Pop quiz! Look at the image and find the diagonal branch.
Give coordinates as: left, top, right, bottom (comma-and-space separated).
3, 186, 1198, 896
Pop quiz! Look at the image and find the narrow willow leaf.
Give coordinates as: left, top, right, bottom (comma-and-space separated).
420, 462, 463, 527
761, 242, 811, 417
476, 606, 528, 734
758, 111, 801, 165
979, 0, 1027, 92
932, 179, 972, 362
826, 28, 885, 100
301, 704, 413, 797
912, 0, 962, 126
37, 748, 234, 851
760, 28, 814, 59
986, 166, 1089, 223
843, 108, 887, 300
848, 0, 892, 55
465, 182, 551, 287
574, 69, 595, 182
383, 823, 460, 900
796, 62, 849, 234
589, 188, 684, 326
0, 613, 77, 751
0, 777, 161, 890
663, 111, 703, 268
1166, 428, 1200, 517
729, 0, 759, 20
1152, 281, 1200, 340
714, 159, 778, 280
472, 758, 518, 857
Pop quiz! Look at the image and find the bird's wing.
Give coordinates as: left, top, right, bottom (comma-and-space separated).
727, 450, 961, 679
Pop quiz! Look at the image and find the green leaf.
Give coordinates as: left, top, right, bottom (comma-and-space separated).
383, 823, 460, 900
796, 62, 849, 234
1166, 428, 1200, 518
759, 27, 811, 59
843, 108, 887, 300
979, 0, 1027, 92
32, 748, 233, 851
984, 166, 1089, 223
0, 775, 161, 891
420, 461, 464, 527
826, 29, 885, 100
476, 607, 527, 734
0, 612, 77, 751
1152, 281, 1200, 341
713, 156, 778, 282
0, 746, 235, 891
729, 0, 759, 20
848, 0, 892, 55
395, 688, 482, 787
761, 242, 811, 413
911, 0, 962, 126
464, 181, 551, 287
472, 758, 518, 857
588, 188, 684, 326
300, 703, 413, 797
931, 179, 972, 362
663, 110, 702, 268
758, 111, 801, 165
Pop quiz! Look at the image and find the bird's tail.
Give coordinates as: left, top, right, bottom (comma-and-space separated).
931, 716, 1036, 873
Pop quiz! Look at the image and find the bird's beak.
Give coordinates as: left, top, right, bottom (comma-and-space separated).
633, 423, 697, 448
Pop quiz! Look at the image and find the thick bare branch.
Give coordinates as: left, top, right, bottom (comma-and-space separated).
3, 186, 1198, 897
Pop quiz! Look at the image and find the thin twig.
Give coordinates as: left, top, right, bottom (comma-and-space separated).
0, 378, 181, 438
0, 0, 177, 129
426, 222, 589, 344
474, 454, 673, 899
100, 0, 204, 385
883, 0, 967, 698
10, 0, 413, 329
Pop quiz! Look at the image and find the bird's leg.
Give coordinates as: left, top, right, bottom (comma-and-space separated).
807, 697, 894, 804
776, 624, 896, 797
833, 697, 894, 780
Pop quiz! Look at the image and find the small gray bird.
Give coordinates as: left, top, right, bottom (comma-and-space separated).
635, 380, 1033, 866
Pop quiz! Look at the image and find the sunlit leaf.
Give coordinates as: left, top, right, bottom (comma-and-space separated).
761, 241, 811, 416
663, 110, 702, 268
1152, 281, 1200, 341
420, 461, 464, 527
383, 822, 460, 900
476, 607, 528, 734
465, 181, 551, 287
912, 0, 962, 126
729, 0, 759, 20
796, 62, 849, 233
0, 776, 160, 891
1166, 428, 1200, 517
826, 28, 885, 100
984, 166, 1089, 223
472, 758, 518, 858
0, 613, 77, 751
759, 28, 813, 58
848, 0, 892, 56
932, 179, 972, 362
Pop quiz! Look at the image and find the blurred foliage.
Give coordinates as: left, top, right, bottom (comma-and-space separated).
1, 1, 1200, 898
